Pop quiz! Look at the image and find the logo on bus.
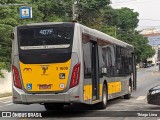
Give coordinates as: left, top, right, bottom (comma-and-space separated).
40, 65, 49, 75
23, 68, 32, 72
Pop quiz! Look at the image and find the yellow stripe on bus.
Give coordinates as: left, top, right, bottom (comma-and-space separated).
83, 82, 121, 100
83, 85, 92, 101
108, 82, 121, 94
83, 84, 103, 101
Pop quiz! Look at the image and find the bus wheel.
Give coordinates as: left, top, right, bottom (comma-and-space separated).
44, 103, 64, 110
124, 85, 132, 99
96, 84, 108, 109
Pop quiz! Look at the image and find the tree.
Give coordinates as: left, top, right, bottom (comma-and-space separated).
103, 7, 155, 63
0, 5, 18, 74
118, 31, 155, 62
76, 0, 110, 29
31, 0, 72, 22
114, 7, 139, 30
0, 0, 43, 77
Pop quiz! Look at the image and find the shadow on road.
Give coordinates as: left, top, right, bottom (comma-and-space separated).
40, 97, 128, 118
147, 106, 160, 110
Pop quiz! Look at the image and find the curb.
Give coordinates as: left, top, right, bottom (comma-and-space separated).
0, 93, 12, 99
0, 96, 12, 101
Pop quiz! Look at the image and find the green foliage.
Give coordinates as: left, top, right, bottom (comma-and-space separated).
116, 30, 155, 62
102, 7, 154, 63
100, 26, 117, 37
0, 62, 5, 78
32, 0, 72, 22
0, 24, 12, 71
77, 0, 110, 27
114, 7, 139, 30
0, 5, 17, 74
0, 1, 44, 76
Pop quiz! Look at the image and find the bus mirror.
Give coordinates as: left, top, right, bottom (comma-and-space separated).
102, 68, 107, 73
11, 32, 15, 40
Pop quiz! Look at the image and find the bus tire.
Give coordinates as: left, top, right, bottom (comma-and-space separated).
124, 85, 132, 99
96, 84, 108, 109
44, 103, 64, 110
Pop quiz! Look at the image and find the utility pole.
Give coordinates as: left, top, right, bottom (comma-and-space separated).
72, 0, 75, 20
158, 47, 160, 71
114, 25, 117, 38
72, 0, 79, 21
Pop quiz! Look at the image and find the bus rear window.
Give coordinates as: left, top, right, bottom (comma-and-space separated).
18, 26, 74, 50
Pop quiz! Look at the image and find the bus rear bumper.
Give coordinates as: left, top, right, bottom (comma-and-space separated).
12, 85, 82, 104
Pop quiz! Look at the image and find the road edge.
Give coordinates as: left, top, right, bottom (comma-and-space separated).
0, 92, 12, 98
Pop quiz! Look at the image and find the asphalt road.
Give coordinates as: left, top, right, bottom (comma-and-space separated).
1, 66, 160, 120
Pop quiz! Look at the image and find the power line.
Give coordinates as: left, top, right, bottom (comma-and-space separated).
111, 0, 160, 5
139, 19, 160, 22
111, 0, 137, 4
138, 26, 160, 27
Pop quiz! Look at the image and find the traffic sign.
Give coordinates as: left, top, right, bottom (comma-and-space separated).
20, 6, 32, 19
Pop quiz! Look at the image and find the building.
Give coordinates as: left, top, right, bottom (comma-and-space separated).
141, 29, 160, 65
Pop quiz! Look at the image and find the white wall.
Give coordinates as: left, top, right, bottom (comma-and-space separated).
0, 71, 12, 94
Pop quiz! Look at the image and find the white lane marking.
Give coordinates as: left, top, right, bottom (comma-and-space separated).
2, 101, 12, 104
136, 96, 146, 100
0, 100, 12, 103
5, 103, 13, 106
0, 96, 12, 101
0, 103, 13, 108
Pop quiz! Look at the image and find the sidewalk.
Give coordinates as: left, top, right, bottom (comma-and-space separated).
0, 92, 12, 98
0, 71, 12, 98
0, 96, 12, 100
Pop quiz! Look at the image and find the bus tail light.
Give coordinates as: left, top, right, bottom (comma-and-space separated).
12, 65, 22, 89
70, 63, 80, 88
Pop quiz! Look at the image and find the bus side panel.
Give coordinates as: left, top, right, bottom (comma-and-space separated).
107, 76, 130, 100
19, 60, 71, 92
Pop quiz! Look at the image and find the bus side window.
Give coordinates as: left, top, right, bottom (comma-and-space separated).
115, 46, 132, 76
83, 42, 92, 78
102, 48, 107, 76
116, 46, 121, 75
103, 45, 116, 76
98, 46, 105, 77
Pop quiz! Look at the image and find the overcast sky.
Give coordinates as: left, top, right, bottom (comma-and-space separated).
111, 0, 160, 30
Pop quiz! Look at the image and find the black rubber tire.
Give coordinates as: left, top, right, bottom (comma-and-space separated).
44, 103, 64, 110
124, 85, 131, 99
96, 84, 108, 109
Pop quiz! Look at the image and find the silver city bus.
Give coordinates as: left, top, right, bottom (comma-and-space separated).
11, 22, 137, 110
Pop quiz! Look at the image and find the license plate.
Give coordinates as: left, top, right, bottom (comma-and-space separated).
39, 84, 51, 90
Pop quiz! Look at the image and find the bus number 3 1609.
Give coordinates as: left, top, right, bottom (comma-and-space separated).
56, 67, 68, 70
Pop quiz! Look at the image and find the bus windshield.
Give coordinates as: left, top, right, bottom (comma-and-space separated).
18, 25, 74, 50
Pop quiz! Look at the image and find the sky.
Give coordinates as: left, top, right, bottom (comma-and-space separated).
111, 0, 160, 30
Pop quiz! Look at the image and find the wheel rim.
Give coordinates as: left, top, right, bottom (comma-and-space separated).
103, 87, 107, 105
129, 86, 131, 94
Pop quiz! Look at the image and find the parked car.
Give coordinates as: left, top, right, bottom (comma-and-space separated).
147, 85, 160, 105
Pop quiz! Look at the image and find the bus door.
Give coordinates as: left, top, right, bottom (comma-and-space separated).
132, 53, 137, 90
91, 41, 99, 100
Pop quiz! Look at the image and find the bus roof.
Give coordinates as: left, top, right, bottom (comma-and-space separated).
78, 23, 134, 50
17, 22, 73, 27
